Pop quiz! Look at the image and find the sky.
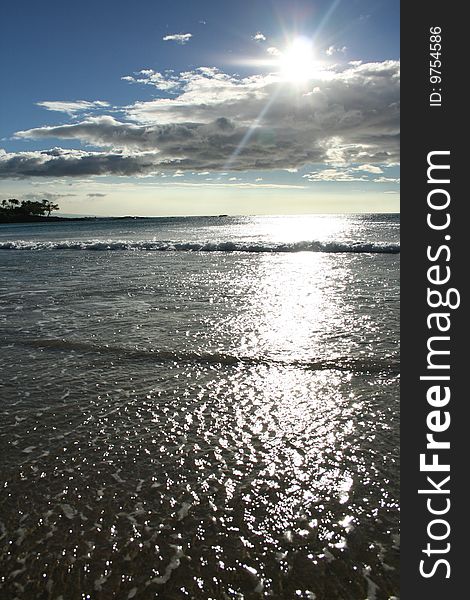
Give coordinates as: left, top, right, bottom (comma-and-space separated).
0, 0, 400, 216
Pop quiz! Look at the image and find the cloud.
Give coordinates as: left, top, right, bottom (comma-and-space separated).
156, 181, 306, 189
372, 176, 400, 183
266, 46, 281, 56
303, 168, 369, 182
162, 33, 192, 45
37, 100, 110, 115
121, 70, 181, 91
252, 32, 267, 42
23, 191, 77, 201
0, 147, 166, 179
325, 45, 347, 56
302, 166, 399, 183
5, 60, 400, 178
87, 193, 107, 197
352, 164, 383, 174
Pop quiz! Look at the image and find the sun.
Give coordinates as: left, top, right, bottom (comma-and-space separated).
279, 37, 317, 82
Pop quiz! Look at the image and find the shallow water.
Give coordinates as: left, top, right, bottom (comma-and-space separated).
0, 215, 399, 599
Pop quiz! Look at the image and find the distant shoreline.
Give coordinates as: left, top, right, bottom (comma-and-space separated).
0, 215, 149, 224
0, 215, 235, 224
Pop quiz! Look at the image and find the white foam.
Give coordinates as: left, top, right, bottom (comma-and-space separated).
322, 548, 336, 563
60, 504, 77, 520
0, 239, 400, 254
177, 502, 191, 521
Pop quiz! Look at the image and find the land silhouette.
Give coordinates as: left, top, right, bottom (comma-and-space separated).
0, 198, 60, 222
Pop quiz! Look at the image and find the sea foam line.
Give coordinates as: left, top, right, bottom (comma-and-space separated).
0, 240, 400, 254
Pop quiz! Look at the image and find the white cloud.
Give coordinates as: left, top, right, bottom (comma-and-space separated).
121, 70, 180, 91
303, 166, 399, 183
303, 168, 369, 182
352, 164, 383, 174
372, 176, 400, 183
252, 32, 267, 42
158, 181, 306, 189
37, 100, 110, 115
325, 45, 347, 56
162, 33, 192, 45
266, 46, 281, 56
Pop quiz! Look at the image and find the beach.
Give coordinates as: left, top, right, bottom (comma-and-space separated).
0, 214, 399, 599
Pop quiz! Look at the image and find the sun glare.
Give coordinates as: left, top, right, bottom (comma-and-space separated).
279, 37, 316, 82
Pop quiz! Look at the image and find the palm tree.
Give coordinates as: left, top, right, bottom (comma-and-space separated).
41, 199, 59, 217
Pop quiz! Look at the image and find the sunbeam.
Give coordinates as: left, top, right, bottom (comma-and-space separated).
222, 85, 281, 172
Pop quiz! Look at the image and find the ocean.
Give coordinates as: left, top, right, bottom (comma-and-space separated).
0, 214, 399, 599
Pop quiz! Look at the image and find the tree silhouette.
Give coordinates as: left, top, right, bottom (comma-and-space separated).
41, 199, 59, 217
0, 198, 60, 220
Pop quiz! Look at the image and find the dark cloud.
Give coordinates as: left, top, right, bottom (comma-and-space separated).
0, 148, 165, 179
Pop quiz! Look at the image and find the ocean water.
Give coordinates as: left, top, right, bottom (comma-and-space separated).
0, 214, 399, 599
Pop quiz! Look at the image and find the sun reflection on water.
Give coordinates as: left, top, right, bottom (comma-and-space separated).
0, 215, 400, 597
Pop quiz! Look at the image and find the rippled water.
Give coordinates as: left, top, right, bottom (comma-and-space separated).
0, 215, 399, 599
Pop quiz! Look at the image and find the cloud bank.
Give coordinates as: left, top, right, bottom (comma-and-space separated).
1, 60, 400, 179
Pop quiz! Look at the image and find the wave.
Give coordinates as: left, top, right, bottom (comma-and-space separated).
0, 239, 400, 254
14, 337, 400, 374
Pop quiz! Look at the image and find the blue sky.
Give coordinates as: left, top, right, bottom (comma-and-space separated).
0, 0, 399, 215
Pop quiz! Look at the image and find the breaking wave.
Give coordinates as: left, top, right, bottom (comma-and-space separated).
0, 239, 400, 254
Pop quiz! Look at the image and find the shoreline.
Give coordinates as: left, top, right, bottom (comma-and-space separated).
0, 215, 149, 224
